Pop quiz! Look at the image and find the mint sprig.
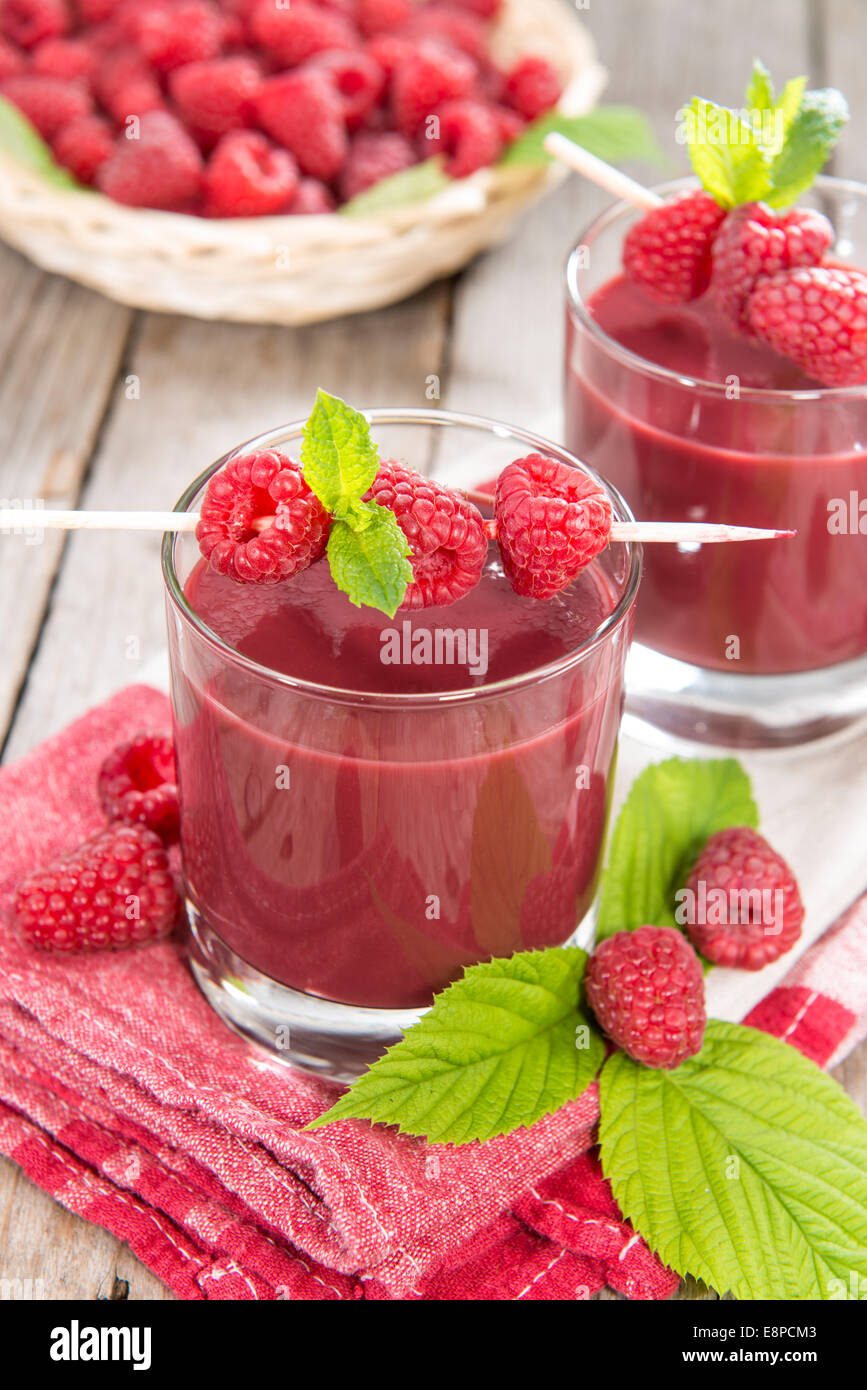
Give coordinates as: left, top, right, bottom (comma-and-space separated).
683, 60, 849, 209
500, 105, 665, 169
599, 1020, 867, 1299
299, 390, 412, 616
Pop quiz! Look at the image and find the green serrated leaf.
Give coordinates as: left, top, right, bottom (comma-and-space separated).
745, 59, 776, 114
326, 505, 412, 618
0, 96, 80, 188
597, 758, 758, 940
339, 156, 451, 217
500, 104, 665, 169
599, 1020, 867, 1299
300, 389, 379, 513
777, 75, 807, 135
764, 86, 849, 209
306, 948, 604, 1144
683, 97, 771, 207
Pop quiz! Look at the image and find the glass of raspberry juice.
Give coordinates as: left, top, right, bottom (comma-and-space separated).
565, 175, 867, 747
163, 410, 640, 1081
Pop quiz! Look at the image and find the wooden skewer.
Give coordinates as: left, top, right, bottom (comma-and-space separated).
0, 508, 795, 544
543, 131, 665, 210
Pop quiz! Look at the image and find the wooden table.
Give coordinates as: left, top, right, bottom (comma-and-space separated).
1, 0, 865, 1300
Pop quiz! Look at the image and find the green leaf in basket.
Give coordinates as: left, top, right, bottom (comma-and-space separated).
339, 156, 451, 217
0, 96, 81, 189
499, 105, 666, 168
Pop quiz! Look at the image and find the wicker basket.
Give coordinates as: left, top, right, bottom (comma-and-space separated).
0, 0, 604, 325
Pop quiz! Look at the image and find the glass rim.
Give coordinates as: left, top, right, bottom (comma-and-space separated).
161, 407, 642, 708
566, 172, 867, 403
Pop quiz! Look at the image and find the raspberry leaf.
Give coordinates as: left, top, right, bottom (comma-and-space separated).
340, 156, 451, 216
763, 87, 849, 209
0, 96, 80, 189
301, 389, 380, 514
683, 97, 771, 208
501, 105, 664, 168
597, 757, 758, 940
599, 1020, 867, 1299
326, 505, 412, 619
305, 947, 604, 1144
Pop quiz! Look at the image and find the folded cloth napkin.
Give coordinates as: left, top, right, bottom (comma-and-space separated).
0, 686, 864, 1301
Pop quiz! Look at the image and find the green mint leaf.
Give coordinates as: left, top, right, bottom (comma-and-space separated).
744, 59, 776, 114
306, 947, 604, 1144
300, 389, 380, 514
326, 504, 412, 618
0, 96, 80, 189
339, 156, 451, 216
777, 74, 807, 135
683, 96, 771, 207
597, 757, 758, 940
500, 105, 665, 168
764, 86, 849, 209
599, 1020, 867, 1299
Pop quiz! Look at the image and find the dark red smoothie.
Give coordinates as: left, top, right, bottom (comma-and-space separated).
170, 550, 630, 1009
565, 273, 867, 673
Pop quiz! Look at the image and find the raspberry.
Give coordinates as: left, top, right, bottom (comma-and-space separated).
447, 0, 500, 15
97, 731, 179, 844
339, 129, 415, 201
255, 69, 348, 181
96, 111, 203, 211
365, 32, 413, 81
311, 49, 385, 131
622, 190, 727, 305
747, 265, 867, 388
391, 41, 476, 138
0, 73, 92, 139
32, 35, 99, 84
95, 46, 164, 122
196, 450, 331, 583
586, 926, 707, 1070
204, 129, 298, 216
76, 0, 122, 19
169, 56, 263, 137
120, 0, 223, 73
0, 36, 27, 80
0, 0, 69, 49
52, 112, 113, 181
367, 462, 487, 609
709, 202, 834, 328
425, 97, 502, 177
494, 455, 612, 600
249, 0, 357, 66
489, 102, 525, 144
683, 828, 805, 970
356, 0, 412, 37
13, 823, 179, 953
405, 5, 488, 61
502, 54, 562, 121
288, 177, 336, 214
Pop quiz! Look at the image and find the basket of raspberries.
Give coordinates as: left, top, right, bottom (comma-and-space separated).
0, 0, 602, 323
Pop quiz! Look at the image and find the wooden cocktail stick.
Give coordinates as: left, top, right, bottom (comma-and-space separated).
543, 131, 665, 210
0, 508, 795, 544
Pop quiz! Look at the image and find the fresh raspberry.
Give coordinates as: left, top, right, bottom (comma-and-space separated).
339, 129, 415, 201
249, 0, 357, 66
367, 462, 487, 609
120, 0, 223, 73
75, 0, 121, 18
747, 265, 867, 388
586, 926, 706, 1070
488, 102, 524, 144
96, 111, 203, 211
52, 112, 113, 181
0, 73, 92, 139
494, 454, 612, 600
0, 36, 27, 80
169, 56, 262, 137
391, 41, 476, 138
502, 54, 562, 121
196, 450, 331, 584
97, 732, 179, 844
204, 129, 298, 216
424, 97, 502, 176
255, 69, 348, 181
709, 202, 834, 328
13, 823, 179, 953
287, 177, 336, 214
446, 0, 500, 16
365, 32, 413, 81
32, 35, 99, 85
683, 828, 805, 970
311, 49, 385, 131
95, 46, 164, 122
356, 0, 412, 37
0, 0, 69, 49
622, 190, 727, 305
405, 5, 488, 61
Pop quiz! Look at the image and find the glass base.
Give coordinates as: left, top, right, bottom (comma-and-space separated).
623, 643, 867, 749
187, 900, 598, 1084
